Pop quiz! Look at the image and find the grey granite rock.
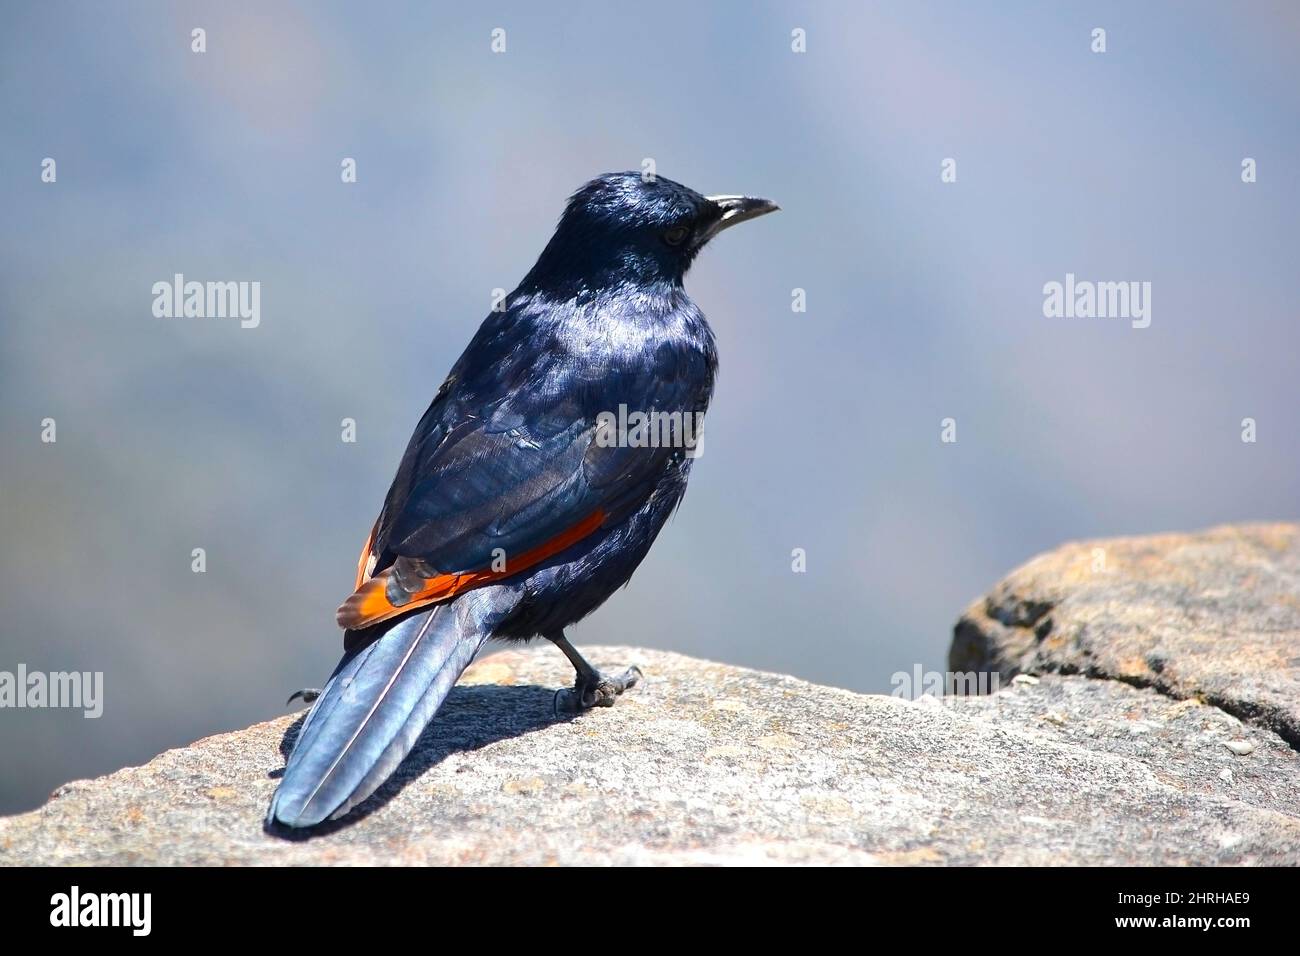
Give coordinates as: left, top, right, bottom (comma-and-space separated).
2, 634, 1298, 864
951, 523, 1300, 747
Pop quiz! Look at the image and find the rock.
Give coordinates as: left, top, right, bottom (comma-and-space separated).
3, 636, 1299, 864
951, 523, 1300, 747
4, 523, 1298, 865
958, 672, 1299, 826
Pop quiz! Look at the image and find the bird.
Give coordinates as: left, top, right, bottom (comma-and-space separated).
267, 171, 777, 828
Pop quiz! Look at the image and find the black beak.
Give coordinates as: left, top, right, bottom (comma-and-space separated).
701, 194, 780, 242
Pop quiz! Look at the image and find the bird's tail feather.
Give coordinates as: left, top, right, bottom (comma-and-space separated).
268, 598, 492, 828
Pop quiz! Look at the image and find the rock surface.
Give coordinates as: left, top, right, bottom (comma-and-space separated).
2, 523, 1297, 865
952, 523, 1300, 747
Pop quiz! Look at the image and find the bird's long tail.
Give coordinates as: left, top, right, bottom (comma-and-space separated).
267, 595, 495, 828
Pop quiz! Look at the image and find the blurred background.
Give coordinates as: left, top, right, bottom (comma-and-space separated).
1, 1, 1296, 813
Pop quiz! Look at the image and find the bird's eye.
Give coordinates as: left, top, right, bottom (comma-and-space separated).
663, 226, 690, 246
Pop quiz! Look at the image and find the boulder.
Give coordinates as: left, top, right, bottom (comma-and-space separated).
952, 522, 1300, 747
3, 523, 1297, 865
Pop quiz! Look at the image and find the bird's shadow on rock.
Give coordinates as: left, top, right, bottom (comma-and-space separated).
263, 682, 571, 840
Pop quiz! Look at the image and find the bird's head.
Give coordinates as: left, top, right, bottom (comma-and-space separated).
520, 171, 778, 295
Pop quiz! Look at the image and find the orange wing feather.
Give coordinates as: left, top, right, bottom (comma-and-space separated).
336, 510, 605, 630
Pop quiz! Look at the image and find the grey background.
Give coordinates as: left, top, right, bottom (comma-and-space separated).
1, 1, 1296, 813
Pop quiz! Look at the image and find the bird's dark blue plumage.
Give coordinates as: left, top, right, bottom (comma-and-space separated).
268, 172, 777, 828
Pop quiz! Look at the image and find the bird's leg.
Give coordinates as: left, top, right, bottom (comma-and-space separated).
547, 632, 642, 714
286, 688, 321, 707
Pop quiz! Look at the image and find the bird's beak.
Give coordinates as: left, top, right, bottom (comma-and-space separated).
701, 195, 780, 242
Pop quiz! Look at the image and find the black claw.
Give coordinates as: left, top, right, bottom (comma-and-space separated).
286, 688, 321, 707
555, 664, 643, 714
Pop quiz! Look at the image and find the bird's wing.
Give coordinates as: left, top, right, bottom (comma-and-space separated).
336, 352, 703, 633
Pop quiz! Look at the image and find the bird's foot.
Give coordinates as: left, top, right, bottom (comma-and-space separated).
286, 688, 321, 707
553, 666, 642, 714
